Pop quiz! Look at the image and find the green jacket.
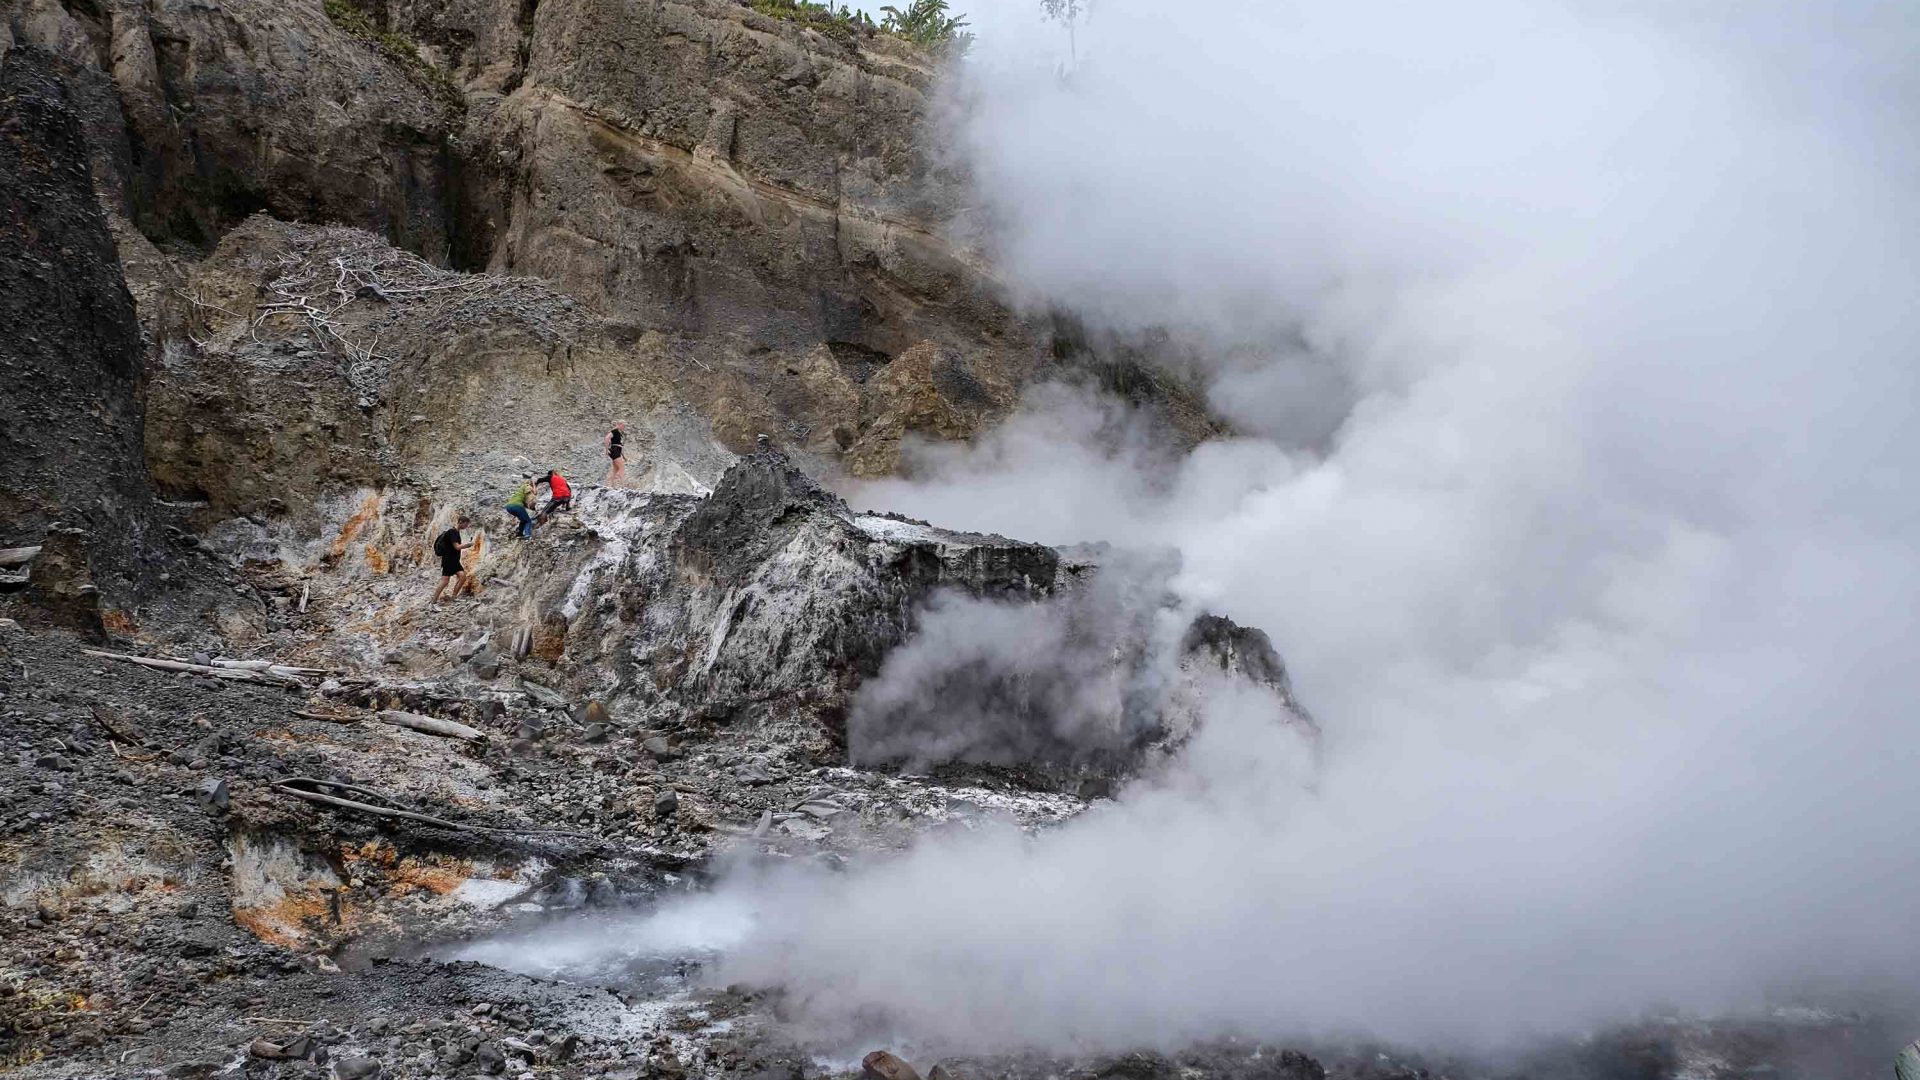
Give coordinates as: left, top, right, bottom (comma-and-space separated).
507, 481, 533, 508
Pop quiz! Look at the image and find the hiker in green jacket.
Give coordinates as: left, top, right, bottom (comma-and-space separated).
504, 475, 535, 539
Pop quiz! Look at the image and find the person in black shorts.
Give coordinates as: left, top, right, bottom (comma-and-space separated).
604, 422, 627, 487
431, 514, 476, 603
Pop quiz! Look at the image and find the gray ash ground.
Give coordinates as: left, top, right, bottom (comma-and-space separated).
0, 615, 1907, 1080
0, 468, 1908, 1080
0, 612, 1117, 1080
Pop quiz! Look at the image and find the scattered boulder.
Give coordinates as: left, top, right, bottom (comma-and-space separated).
863, 1050, 923, 1080
19, 527, 103, 637
521, 682, 569, 710
654, 789, 679, 819
469, 647, 501, 680
454, 630, 491, 661
250, 1035, 317, 1061
780, 817, 831, 842
196, 778, 230, 813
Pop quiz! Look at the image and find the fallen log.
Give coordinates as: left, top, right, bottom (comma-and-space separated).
211, 658, 331, 677
271, 777, 594, 840
0, 546, 40, 568
291, 709, 361, 725
375, 709, 483, 741
82, 649, 306, 688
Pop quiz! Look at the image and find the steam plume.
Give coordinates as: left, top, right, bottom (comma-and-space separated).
697, 0, 1920, 1053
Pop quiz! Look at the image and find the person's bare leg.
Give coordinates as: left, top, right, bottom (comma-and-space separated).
432, 575, 452, 603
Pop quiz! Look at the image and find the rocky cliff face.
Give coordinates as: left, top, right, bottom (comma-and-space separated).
4, 0, 1193, 485
137, 216, 1027, 527
0, 46, 149, 564
0, 13, 1291, 1074
4, 0, 458, 250
0, 0, 1275, 854
0, 46, 232, 635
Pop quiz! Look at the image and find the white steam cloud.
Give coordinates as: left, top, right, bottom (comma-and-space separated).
672, 0, 1920, 1055
849, 552, 1232, 773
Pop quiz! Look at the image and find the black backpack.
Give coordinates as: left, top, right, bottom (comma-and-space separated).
434, 529, 457, 559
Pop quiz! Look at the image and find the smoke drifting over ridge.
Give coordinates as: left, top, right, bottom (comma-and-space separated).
681, 0, 1920, 1054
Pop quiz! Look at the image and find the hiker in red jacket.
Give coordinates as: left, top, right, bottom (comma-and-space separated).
535, 470, 573, 523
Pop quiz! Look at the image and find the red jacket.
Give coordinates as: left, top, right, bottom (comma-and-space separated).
548, 473, 571, 499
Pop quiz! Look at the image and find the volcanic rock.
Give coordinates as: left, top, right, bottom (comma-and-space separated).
863, 1050, 923, 1080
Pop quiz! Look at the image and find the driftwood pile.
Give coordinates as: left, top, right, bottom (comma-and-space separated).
82, 649, 327, 688
179, 227, 552, 370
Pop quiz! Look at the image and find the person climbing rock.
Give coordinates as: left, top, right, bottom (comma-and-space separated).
505, 475, 535, 539
535, 469, 572, 522
604, 422, 628, 487
431, 514, 476, 602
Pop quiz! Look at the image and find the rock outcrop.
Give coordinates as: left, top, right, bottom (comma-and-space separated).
3, 0, 458, 251
238, 448, 1305, 777
0, 46, 155, 623
140, 217, 995, 525
4, 0, 1216, 485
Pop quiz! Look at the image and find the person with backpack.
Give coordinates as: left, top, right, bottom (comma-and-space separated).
535, 470, 573, 522
431, 514, 477, 603
505, 475, 536, 539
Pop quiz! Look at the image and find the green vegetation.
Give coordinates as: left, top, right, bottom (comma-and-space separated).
749, 0, 972, 56
322, 0, 461, 104
750, 0, 873, 45
879, 0, 971, 53
1039, 0, 1088, 65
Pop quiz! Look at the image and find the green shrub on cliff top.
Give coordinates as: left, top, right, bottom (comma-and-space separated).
750, 0, 972, 56
751, 0, 872, 38
322, 0, 460, 103
879, 0, 972, 53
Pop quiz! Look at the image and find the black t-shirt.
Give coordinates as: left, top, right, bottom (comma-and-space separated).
608, 428, 624, 459
435, 528, 461, 561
